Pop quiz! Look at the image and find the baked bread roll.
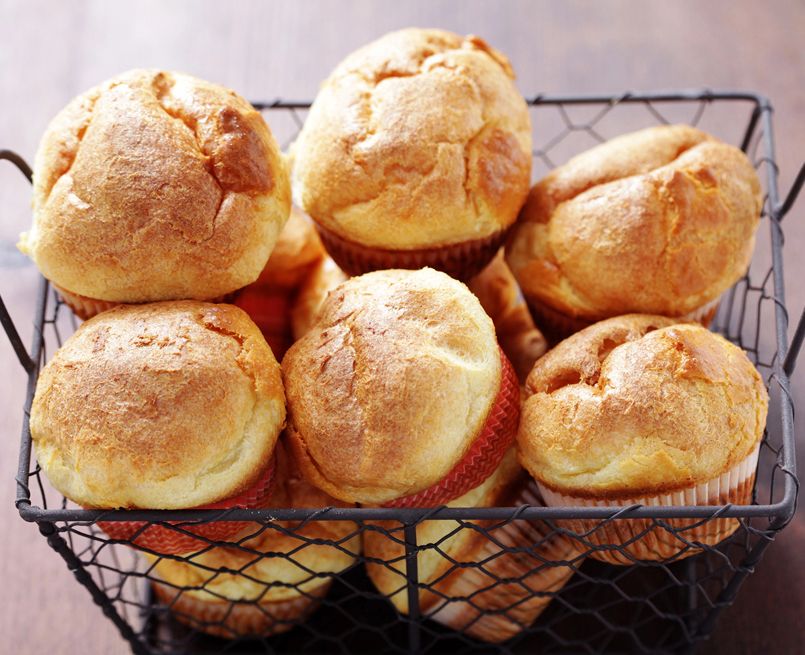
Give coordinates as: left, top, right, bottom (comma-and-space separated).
19, 69, 291, 318
30, 301, 285, 553
506, 125, 762, 340
148, 440, 359, 638
517, 314, 768, 563
468, 250, 547, 382
292, 28, 532, 279
365, 450, 580, 642
282, 268, 520, 506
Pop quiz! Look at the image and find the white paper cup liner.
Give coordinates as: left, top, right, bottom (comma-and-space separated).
426, 479, 582, 642
537, 444, 760, 565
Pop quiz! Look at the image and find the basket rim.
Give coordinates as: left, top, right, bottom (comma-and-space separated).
9, 88, 797, 529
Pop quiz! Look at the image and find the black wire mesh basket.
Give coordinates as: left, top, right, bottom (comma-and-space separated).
4, 89, 805, 655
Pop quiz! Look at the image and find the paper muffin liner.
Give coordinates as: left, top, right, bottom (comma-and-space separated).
98, 458, 276, 555
427, 478, 581, 643
525, 294, 722, 345
537, 444, 760, 566
384, 348, 520, 508
315, 223, 508, 281
523, 295, 592, 344
54, 284, 237, 321
233, 287, 293, 360
152, 578, 330, 639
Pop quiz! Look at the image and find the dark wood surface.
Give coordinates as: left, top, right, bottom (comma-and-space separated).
1, 1, 803, 653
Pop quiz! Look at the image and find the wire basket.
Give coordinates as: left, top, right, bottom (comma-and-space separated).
4, 90, 805, 655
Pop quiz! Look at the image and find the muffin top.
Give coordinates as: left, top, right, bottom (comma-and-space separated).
30, 301, 285, 509
506, 125, 762, 320
145, 440, 359, 603
20, 69, 291, 302
283, 267, 502, 504
291, 28, 532, 249
517, 315, 768, 497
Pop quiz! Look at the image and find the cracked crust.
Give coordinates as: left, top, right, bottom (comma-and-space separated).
517, 315, 768, 497
291, 28, 532, 249
282, 268, 501, 504
505, 125, 762, 321
20, 69, 291, 302
30, 301, 286, 508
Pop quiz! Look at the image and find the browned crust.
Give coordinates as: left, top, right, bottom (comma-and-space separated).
518, 315, 768, 498
292, 28, 532, 250
30, 301, 286, 509
23, 69, 291, 302
505, 125, 762, 321
282, 268, 501, 505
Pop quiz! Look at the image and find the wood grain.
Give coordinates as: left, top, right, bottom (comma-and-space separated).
0, 1, 803, 653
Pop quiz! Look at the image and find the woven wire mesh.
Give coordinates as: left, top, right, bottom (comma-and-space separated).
11, 91, 796, 655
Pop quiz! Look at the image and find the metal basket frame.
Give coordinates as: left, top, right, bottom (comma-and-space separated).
3, 89, 805, 654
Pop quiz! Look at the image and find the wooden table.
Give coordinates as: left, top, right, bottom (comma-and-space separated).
1, 1, 803, 653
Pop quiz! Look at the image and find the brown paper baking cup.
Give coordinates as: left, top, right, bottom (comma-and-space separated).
315, 224, 508, 281
537, 445, 760, 566
54, 284, 237, 320
523, 295, 592, 344
152, 579, 329, 639
525, 294, 722, 345
427, 479, 581, 642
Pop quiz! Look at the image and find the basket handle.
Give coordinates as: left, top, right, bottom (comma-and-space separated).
0, 150, 35, 373
781, 161, 805, 378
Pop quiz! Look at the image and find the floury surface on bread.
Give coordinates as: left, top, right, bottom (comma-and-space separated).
30, 301, 286, 509
20, 69, 291, 303
291, 28, 532, 250
282, 268, 504, 505
506, 124, 762, 321
517, 315, 768, 498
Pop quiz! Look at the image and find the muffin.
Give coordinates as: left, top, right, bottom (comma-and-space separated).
19, 69, 291, 319
292, 28, 532, 280
282, 268, 520, 507
148, 441, 359, 639
290, 256, 348, 341
234, 206, 326, 358
29, 301, 286, 554
365, 450, 581, 642
517, 315, 768, 564
506, 125, 762, 341
468, 250, 548, 383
